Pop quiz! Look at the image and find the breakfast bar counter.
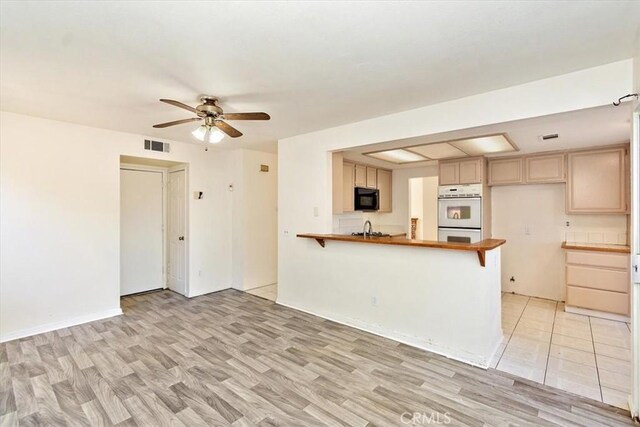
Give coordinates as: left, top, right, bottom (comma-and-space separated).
297, 233, 506, 266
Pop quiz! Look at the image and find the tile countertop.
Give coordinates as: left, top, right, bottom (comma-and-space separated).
561, 241, 630, 254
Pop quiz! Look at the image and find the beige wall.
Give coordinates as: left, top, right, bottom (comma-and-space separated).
232, 149, 278, 290
492, 183, 627, 301
0, 111, 235, 341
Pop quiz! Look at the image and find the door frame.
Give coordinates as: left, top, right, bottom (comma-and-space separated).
630, 104, 639, 420
168, 165, 190, 297
120, 163, 168, 290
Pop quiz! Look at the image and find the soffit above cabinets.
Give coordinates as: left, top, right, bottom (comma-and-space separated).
362, 133, 517, 164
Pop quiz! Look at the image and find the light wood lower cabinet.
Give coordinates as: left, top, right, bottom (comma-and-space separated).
565, 250, 629, 316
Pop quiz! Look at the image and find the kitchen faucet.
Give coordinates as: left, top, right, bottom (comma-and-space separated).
363, 220, 373, 238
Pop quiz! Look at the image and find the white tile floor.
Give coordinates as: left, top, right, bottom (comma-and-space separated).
493, 292, 632, 409
245, 285, 632, 409
246, 283, 277, 301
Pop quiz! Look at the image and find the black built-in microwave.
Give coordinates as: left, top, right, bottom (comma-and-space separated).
354, 187, 379, 211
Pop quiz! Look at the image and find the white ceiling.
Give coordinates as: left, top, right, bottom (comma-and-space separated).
1, 1, 638, 152
343, 103, 632, 169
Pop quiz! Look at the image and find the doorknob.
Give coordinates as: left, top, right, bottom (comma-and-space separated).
178, 236, 184, 241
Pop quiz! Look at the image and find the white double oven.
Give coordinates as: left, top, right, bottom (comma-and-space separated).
437, 184, 483, 243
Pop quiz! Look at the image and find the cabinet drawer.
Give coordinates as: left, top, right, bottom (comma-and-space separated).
566, 265, 629, 293
566, 286, 629, 315
566, 251, 628, 269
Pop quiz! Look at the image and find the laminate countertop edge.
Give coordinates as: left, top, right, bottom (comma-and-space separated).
561, 241, 631, 254
297, 234, 506, 267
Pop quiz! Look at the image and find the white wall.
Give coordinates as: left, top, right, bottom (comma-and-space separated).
279, 60, 633, 356
492, 184, 628, 301
0, 112, 234, 341
232, 149, 278, 290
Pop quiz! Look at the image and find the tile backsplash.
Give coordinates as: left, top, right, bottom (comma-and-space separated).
565, 229, 628, 245
333, 213, 406, 236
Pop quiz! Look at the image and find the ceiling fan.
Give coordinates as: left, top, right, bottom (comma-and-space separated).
153, 96, 270, 143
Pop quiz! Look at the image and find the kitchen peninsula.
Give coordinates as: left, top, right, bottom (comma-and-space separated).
283, 233, 506, 367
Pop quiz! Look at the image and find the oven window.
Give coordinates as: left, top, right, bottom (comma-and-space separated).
359, 196, 374, 206
446, 206, 471, 220
447, 235, 471, 243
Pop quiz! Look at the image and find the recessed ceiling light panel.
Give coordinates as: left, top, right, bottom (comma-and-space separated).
365, 149, 427, 164
407, 142, 467, 159
449, 134, 516, 156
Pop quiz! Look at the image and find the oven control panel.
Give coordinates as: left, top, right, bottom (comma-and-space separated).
438, 184, 482, 198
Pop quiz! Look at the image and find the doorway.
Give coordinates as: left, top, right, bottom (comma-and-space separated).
119, 156, 188, 297
168, 168, 187, 295
120, 168, 164, 295
408, 176, 438, 240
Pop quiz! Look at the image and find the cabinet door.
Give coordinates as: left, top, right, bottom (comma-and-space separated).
354, 164, 367, 187
525, 154, 565, 183
459, 158, 483, 184
488, 158, 523, 186
438, 162, 459, 185
342, 162, 355, 212
366, 167, 377, 188
377, 169, 392, 212
567, 148, 627, 214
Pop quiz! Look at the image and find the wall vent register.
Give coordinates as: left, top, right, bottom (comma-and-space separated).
144, 139, 170, 153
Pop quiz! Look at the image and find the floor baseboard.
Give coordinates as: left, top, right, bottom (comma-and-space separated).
0, 307, 123, 343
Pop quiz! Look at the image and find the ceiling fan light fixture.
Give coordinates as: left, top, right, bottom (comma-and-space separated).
192, 125, 224, 143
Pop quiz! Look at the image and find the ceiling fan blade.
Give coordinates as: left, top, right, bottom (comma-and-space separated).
153, 117, 201, 128
214, 120, 243, 138
222, 112, 270, 120
159, 99, 198, 114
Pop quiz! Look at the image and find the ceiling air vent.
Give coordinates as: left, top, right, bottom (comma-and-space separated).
540, 133, 559, 141
144, 139, 170, 153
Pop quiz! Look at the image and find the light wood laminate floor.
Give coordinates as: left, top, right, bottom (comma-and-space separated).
0, 290, 634, 426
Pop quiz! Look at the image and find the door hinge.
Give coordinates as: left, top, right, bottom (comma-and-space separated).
633, 254, 640, 283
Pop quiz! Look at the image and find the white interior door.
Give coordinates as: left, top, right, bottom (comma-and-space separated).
168, 169, 187, 295
120, 169, 164, 296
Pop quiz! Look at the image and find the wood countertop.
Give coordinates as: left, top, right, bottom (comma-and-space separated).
297, 233, 506, 267
561, 241, 630, 254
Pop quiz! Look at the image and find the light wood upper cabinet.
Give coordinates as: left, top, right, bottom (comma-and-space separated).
332, 154, 392, 213
459, 158, 483, 184
354, 164, 367, 187
438, 162, 459, 185
525, 153, 565, 183
439, 157, 483, 185
567, 147, 627, 214
342, 162, 355, 212
377, 169, 392, 212
488, 158, 523, 185
366, 167, 377, 188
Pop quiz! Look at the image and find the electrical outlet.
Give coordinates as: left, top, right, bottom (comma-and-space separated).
371, 296, 378, 306
566, 221, 570, 227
